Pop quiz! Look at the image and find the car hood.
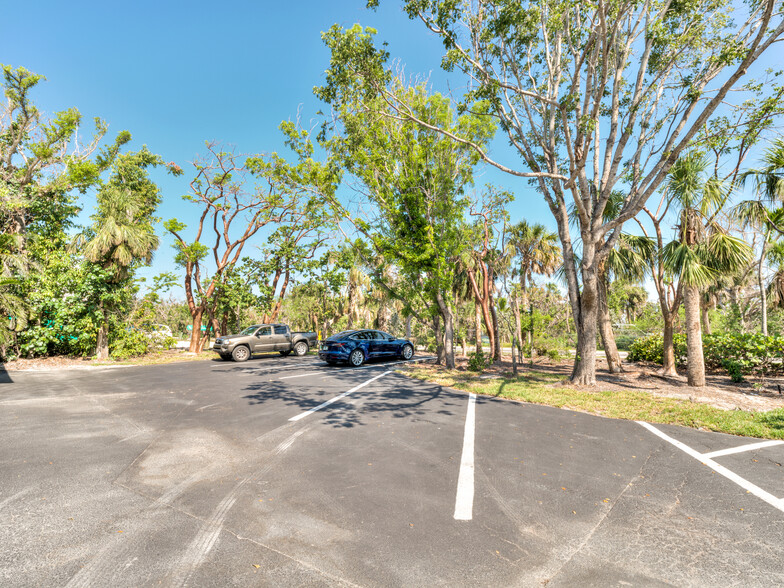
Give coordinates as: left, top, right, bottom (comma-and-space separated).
216, 334, 245, 342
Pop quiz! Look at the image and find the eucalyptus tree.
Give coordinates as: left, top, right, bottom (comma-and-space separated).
662, 153, 753, 386
507, 220, 560, 362
319, 0, 784, 385
320, 82, 495, 369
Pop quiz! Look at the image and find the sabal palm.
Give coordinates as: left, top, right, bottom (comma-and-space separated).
82, 186, 159, 280
733, 139, 784, 334
662, 152, 752, 386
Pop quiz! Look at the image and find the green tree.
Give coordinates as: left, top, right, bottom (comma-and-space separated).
507, 220, 560, 362
662, 153, 753, 386
322, 82, 495, 368
167, 133, 338, 353
734, 138, 784, 335
78, 147, 175, 359
320, 1, 784, 384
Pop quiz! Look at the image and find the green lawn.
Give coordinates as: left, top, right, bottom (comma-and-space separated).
402, 367, 784, 440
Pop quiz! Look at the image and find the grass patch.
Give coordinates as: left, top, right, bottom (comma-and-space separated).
403, 367, 784, 440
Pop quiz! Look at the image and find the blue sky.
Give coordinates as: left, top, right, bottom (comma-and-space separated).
3, 0, 550, 293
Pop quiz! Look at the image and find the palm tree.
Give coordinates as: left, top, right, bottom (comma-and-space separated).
78, 149, 164, 359
601, 235, 654, 372
734, 138, 784, 335
663, 152, 752, 386
507, 221, 560, 362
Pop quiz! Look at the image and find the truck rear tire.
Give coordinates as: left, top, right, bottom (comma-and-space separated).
294, 341, 308, 356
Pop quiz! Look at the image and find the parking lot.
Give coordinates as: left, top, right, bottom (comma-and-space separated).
1, 355, 783, 586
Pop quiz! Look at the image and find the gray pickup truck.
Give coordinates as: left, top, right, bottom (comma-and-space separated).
212, 324, 318, 362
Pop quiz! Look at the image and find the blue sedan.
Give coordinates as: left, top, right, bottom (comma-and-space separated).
318, 329, 415, 366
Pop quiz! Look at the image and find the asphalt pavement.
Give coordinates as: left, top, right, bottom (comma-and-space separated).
1, 354, 783, 586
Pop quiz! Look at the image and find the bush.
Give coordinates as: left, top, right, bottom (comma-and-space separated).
627, 334, 687, 364
628, 332, 784, 377
467, 350, 489, 372
110, 329, 150, 360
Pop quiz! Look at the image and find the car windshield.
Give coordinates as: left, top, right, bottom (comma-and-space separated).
240, 325, 262, 336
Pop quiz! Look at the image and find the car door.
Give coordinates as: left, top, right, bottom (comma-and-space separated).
253, 326, 274, 352
376, 331, 397, 356
272, 325, 290, 351
367, 331, 388, 358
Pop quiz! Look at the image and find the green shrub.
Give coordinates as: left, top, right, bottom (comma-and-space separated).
722, 360, 745, 383
467, 350, 489, 372
627, 334, 687, 364
546, 349, 560, 362
110, 329, 150, 360
628, 332, 784, 377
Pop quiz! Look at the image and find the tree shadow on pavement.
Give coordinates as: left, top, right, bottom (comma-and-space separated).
0, 364, 12, 383
241, 373, 460, 429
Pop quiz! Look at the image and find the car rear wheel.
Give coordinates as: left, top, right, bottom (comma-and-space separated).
231, 345, 250, 362
349, 349, 365, 367
401, 344, 414, 360
294, 341, 309, 356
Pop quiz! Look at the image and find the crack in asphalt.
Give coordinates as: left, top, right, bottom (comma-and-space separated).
541, 451, 656, 586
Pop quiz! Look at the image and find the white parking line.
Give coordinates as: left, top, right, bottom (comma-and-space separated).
288, 371, 393, 422
454, 393, 477, 521
702, 440, 784, 460
638, 421, 784, 513
279, 372, 322, 380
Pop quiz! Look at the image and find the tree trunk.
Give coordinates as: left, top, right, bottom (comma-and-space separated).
660, 313, 679, 377
512, 291, 524, 363
95, 323, 109, 360
433, 314, 445, 365
474, 302, 482, 354
597, 275, 623, 373
569, 258, 599, 386
188, 309, 204, 353
490, 299, 501, 362
759, 238, 768, 336
435, 292, 456, 369
405, 315, 412, 340
684, 285, 706, 387
700, 302, 712, 336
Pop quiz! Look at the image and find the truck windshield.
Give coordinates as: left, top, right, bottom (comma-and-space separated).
240, 325, 262, 335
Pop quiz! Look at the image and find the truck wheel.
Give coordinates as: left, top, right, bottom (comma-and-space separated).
294, 341, 308, 356
349, 349, 365, 367
231, 345, 250, 362
400, 344, 414, 360
279, 350, 291, 356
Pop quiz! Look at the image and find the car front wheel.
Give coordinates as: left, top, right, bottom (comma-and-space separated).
349, 349, 365, 367
294, 341, 308, 356
401, 344, 414, 360
231, 345, 250, 362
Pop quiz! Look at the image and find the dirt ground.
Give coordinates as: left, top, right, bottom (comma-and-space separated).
0, 349, 202, 372
447, 354, 784, 412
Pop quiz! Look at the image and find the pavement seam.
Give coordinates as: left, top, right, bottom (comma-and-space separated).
540, 451, 655, 585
